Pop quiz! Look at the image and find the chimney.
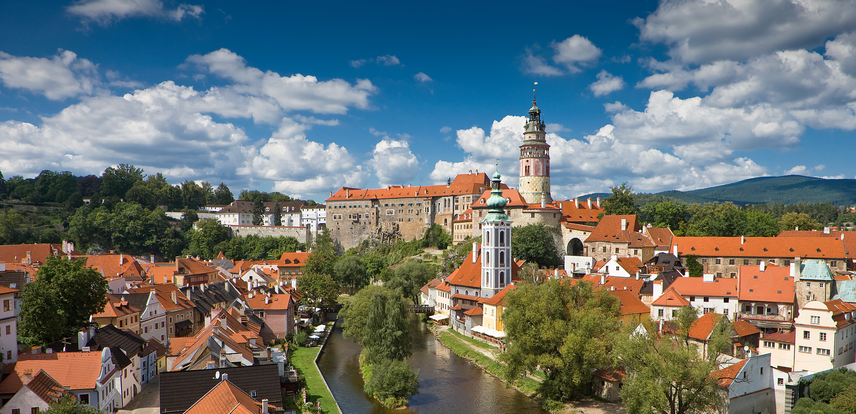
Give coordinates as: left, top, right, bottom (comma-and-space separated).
703, 273, 714, 282
222, 373, 228, 381
265, 297, 269, 305
600, 274, 605, 286
621, 217, 627, 231
472, 242, 478, 263
793, 257, 801, 281
760, 261, 766, 272
120, 255, 124, 266
596, 197, 601, 208
635, 272, 640, 280
673, 244, 678, 257
150, 254, 155, 264
652, 280, 663, 302
824, 227, 830, 234
345, 189, 350, 198
26, 251, 31, 265
587, 198, 592, 209
171, 291, 177, 304
262, 399, 269, 413
541, 193, 546, 209
741, 236, 744, 245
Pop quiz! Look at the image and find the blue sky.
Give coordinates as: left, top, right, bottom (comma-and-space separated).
2, 0, 856, 202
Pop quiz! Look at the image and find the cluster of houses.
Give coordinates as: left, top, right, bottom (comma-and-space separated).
0, 242, 315, 413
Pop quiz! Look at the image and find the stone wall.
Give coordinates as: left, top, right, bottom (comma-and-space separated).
230, 226, 311, 244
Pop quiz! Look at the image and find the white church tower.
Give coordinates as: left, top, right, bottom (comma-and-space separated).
481, 164, 512, 299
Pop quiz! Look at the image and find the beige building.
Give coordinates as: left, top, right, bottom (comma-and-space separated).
585, 215, 657, 263
792, 299, 856, 372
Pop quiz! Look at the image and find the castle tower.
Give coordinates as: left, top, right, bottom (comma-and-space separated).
481, 164, 512, 299
518, 90, 552, 205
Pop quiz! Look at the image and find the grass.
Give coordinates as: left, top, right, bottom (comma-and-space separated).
445, 328, 499, 351
436, 330, 541, 396
289, 325, 339, 414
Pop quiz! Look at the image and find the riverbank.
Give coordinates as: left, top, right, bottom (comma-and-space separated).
288, 321, 341, 414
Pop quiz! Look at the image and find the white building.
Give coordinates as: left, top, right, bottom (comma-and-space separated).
792, 299, 856, 372
214, 200, 308, 227
0, 286, 19, 363
126, 291, 168, 345
301, 204, 327, 236
716, 353, 775, 414
670, 274, 739, 319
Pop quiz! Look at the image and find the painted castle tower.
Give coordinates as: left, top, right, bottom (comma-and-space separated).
481, 165, 512, 299
518, 91, 552, 205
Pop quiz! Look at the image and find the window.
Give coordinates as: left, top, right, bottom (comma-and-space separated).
12, 409, 19, 414
764, 341, 774, 348
807, 282, 811, 287
704, 308, 714, 314
730, 273, 736, 278
804, 331, 811, 340
811, 315, 820, 324
799, 346, 812, 353
658, 309, 664, 317
615, 248, 620, 254
689, 296, 695, 302
79, 394, 89, 405
723, 298, 730, 303
817, 348, 831, 356
703, 297, 709, 302
3, 300, 10, 312
602, 247, 607, 253
778, 378, 784, 385
831, 261, 837, 267
716, 258, 721, 264
743, 259, 750, 265
778, 343, 791, 350
729, 259, 735, 265
672, 309, 678, 317
820, 282, 825, 288
820, 332, 827, 341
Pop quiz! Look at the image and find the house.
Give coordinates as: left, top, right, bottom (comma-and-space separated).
122, 291, 168, 345
243, 291, 295, 338
78, 254, 145, 292
0, 242, 78, 267
126, 285, 196, 339
166, 309, 261, 372
91, 294, 141, 335
641, 253, 685, 275
0, 370, 67, 414
159, 364, 282, 414
669, 274, 739, 319
585, 215, 656, 263
686, 312, 735, 358
420, 279, 443, 309
556, 198, 602, 258
214, 200, 306, 227
672, 236, 848, 278
591, 367, 625, 402
276, 252, 310, 286
479, 284, 515, 346
0, 352, 102, 410
650, 288, 690, 322
96, 346, 135, 412
639, 270, 681, 306
0, 286, 19, 363
643, 226, 675, 256
85, 324, 160, 387
792, 299, 856, 372
185, 379, 273, 414
737, 263, 797, 332
609, 289, 650, 326
793, 258, 835, 308
601, 256, 644, 277
180, 281, 243, 329
452, 208, 474, 244
714, 354, 775, 414
300, 204, 327, 237
759, 331, 795, 371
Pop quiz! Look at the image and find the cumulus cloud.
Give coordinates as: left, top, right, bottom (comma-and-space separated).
552, 35, 602, 73
635, 0, 856, 64
589, 70, 625, 96
0, 50, 99, 100
372, 138, 419, 186
350, 55, 402, 68
785, 165, 808, 175
522, 49, 563, 76
67, 0, 203, 25
414, 72, 432, 83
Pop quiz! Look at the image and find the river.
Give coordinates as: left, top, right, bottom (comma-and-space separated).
317, 315, 546, 414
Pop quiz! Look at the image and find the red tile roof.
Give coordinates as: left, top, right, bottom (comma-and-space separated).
464, 307, 483, 316
715, 358, 748, 387
0, 352, 103, 394
601, 277, 644, 295
0, 243, 78, 266
445, 246, 521, 289
92, 294, 141, 319
554, 199, 604, 223
688, 312, 723, 341
185, 380, 264, 414
652, 288, 690, 307
586, 215, 655, 248
609, 289, 650, 315
615, 257, 644, 275
669, 276, 738, 298
481, 284, 516, 307
762, 331, 795, 344
472, 189, 528, 209
671, 236, 847, 259
562, 223, 596, 232
127, 285, 194, 312
732, 320, 761, 337
25, 370, 66, 405
645, 227, 674, 248
244, 293, 292, 311
453, 208, 473, 223
327, 172, 492, 202
78, 255, 144, 280
277, 252, 310, 268
738, 264, 794, 303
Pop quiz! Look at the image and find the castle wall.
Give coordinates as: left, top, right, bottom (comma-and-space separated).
230, 226, 311, 244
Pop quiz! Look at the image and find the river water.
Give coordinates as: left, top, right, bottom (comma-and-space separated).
317, 315, 546, 414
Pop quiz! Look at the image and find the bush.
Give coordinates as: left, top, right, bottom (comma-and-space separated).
294, 331, 309, 347
364, 359, 419, 408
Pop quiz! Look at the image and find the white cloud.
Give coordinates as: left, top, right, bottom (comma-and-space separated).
414, 72, 432, 83
589, 70, 625, 96
349, 59, 367, 68
440, 126, 451, 133
826, 32, 856, 77
0, 50, 99, 100
372, 139, 419, 186
522, 49, 563, 76
377, 55, 401, 66
552, 35, 602, 73
67, 0, 203, 25
785, 165, 808, 175
814, 164, 826, 171
635, 0, 856, 64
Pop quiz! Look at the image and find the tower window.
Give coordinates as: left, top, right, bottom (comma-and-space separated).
500, 271, 505, 286
499, 231, 505, 246
525, 166, 530, 175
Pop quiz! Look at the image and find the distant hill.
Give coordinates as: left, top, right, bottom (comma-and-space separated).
578, 175, 856, 206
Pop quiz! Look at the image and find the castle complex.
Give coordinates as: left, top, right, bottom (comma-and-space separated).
326, 94, 603, 252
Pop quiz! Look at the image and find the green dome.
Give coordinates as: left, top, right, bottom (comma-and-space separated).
484, 164, 509, 222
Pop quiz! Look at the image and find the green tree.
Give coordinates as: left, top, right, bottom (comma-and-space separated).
0, 169, 6, 198
180, 209, 198, 232
186, 218, 230, 259
214, 182, 234, 205
100, 164, 144, 199
501, 280, 621, 402
363, 254, 387, 282
511, 224, 561, 268
252, 197, 264, 225
642, 201, 688, 231
43, 394, 102, 414
780, 211, 822, 232
830, 383, 856, 413
517, 262, 547, 285
601, 182, 640, 217
684, 254, 703, 277
386, 260, 436, 304
364, 358, 419, 408
362, 288, 411, 364
302, 229, 339, 277
616, 306, 729, 414
334, 255, 368, 294
422, 224, 451, 249
791, 398, 845, 414
273, 201, 282, 226
19, 256, 109, 344
340, 285, 387, 343
297, 272, 339, 308
180, 180, 206, 210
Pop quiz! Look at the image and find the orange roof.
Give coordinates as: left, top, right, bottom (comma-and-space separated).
669, 276, 738, 298
601, 277, 644, 295
177, 258, 219, 276
277, 252, 310, 268
779, 230, 856, 260
738, 264, 794, 303
244, 293, 292, 311
170, 310, 257, 371
763, 331, 795, 343
586, 215, 655, 248
0, 243, 77, 266
185, 380, 264, 414
463, 307, 483, 316
327, 172, 492, 202
609, 289, 650, 315
652, 287, 690, 307
554, 199, 604, 223
0, 352, 103, 394
822, 299, 856, 329
472, 188, 528, 209
645, 227, 674, 248
127, 284, 194, 311
445, 247, 521, 289
481, 284, 516, 307
453, 208, 473, 223
25, 370, 66, 404
92, 293, 141, 319
562, 222, 596, 232
0, 285, 20, 295
672, 236, 847, 259
615, 257, 644, 275
732, 320, 761, 337
715, 358, 748, 387
78, 255, 144, 280
688, 312, 723, 341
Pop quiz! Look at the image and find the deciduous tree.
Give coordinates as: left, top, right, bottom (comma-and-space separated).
334, 255, 368, 294
214, 182, 234, 205
601, 182, 640, 217
386, 260, 435, 304
43, 394, 102, 414
511, 224, 561, 268
362, 288, 411, 364
780, 211, 822, 232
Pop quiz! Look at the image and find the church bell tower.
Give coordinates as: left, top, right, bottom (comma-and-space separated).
481, 164, 512, 299
518, 90, 552, 205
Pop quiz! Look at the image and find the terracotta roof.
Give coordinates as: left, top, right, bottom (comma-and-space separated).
562, 222, 596, 232
0, 352, 103, 394
445, 246, 521, 289
481, 284, 516, 307
669, 276, 738, 298
91, 294, 141, 319
126, 284, 194, 312
25, 370, 66, 405
244, 293, 292, 311
652, 288, 690, 307
421, 279, 443, 296
738, 264, 795, 303
453, 208, 473, 223
177, 258, 219, 276
0, 243, 77, 266
160, 365, 281, 414
601, 277, 644, 295
169, 310, 257, 371
823, 299, 856, 329
688, 312, 723, 341
645, 227, 674, 248
778, 230, 856, 260
586, 215, 655, 248
715, 358, 748, 387
185, 379, 265, 414
732, 320, 761, 337
78, 255, 144, 280
615, 257, 644, 275
609, 289, 650, 315
451, 293, 481, 301
593, 367, 626, 382
554, 199, 603, 223
472, 188, 528, 210
147, 338, 167, 357
762, 331, 795, 344
277, 252, 310, 267
464, 307, 483, 316
0, 285, 20, 295
671, 236, 847, 259
327, 172, 492, 202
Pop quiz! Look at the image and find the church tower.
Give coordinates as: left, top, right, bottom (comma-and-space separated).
518, 90, 552, 205
481, 164, 512, 299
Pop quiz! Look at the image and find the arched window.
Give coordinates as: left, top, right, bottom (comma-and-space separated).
499, 231, 505, 246
485, 231, 490, 245
499, 251, 505, 266
500, 271, 505, 286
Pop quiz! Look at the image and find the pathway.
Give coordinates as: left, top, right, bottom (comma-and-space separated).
117, 376, 159, 414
